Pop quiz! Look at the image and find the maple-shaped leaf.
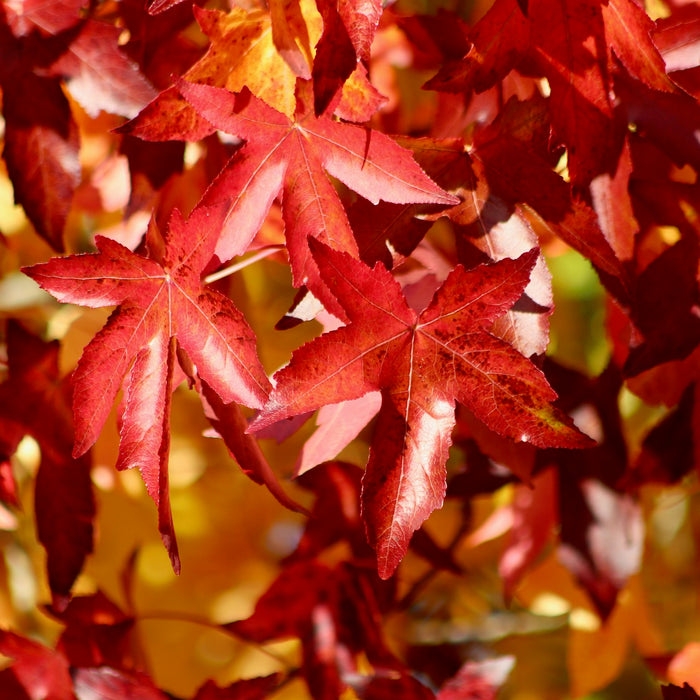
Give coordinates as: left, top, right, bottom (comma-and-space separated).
23, 207, 271, 573
0, 322, 94, 607
252, 242, 592, 578
176, 79, 457, 317
427, 0, 678, 186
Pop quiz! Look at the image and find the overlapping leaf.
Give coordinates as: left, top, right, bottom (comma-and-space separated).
427, 0, 679, 186
252, 242, 592, 577
176, 79, 457, 316
124, 1, 319, 138
23, 207, 271, 572
0, 322, 94, 607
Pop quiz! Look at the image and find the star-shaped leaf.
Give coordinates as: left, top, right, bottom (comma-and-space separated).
177, 79, 457, 317
23, 207, 271, 572
252, 241, 592, 578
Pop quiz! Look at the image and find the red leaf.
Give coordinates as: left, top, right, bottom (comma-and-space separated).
0, 632, 74, 700
252, 243, 592, 577
427, 0, 678, 186
198, 378, 306, 514
663, 684, 700, 700
72, 667, 167, 700
46, 19, 156, 118
312, 0, 383, 114
176, 79, 457, 315
0, 322, 94, 605
193, 675, 283, 700
295, 392, 381, 476
23, 207, 270, 573
436, 657, 515, 700
1, 71, 80, 251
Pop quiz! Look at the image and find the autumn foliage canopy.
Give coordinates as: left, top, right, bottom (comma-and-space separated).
0, 0, 699, 696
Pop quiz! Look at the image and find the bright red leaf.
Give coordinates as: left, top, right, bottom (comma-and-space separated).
23, 207, 271, 573
176, 78, 457, 316
252, 242, 592, 577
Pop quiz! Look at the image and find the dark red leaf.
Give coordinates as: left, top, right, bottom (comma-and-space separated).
0, 322, 94, 605
252, 243, 591, 577
24, 208, 270, 572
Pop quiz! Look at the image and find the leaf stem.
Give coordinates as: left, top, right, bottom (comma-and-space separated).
204, 246, 284, 284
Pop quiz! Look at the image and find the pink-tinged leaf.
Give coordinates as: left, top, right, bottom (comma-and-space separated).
3, 0, 84, 36
72, 667, 167, 700
2, 72, 80, 252
295, 392, 381, 476
270, 0, 312, 79
177, 79, 456, 311
0, 632, 74, 700
654, 5, 700, 74
589, 138, 638, 263
363, 389, 455, 578
499, 468, 557, 601
46, 20, 156, 118
350, 672, 434, 699
23, 208, 270, 572
436, 657, 515, 700
117, 335, 179, 572
558, 477, 644, 617
253, 243, 591, 577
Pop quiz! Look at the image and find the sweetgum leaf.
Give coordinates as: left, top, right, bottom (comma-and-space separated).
177, 79, 457, 316
252, 242, 592, 577
23, 207, 270, 573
